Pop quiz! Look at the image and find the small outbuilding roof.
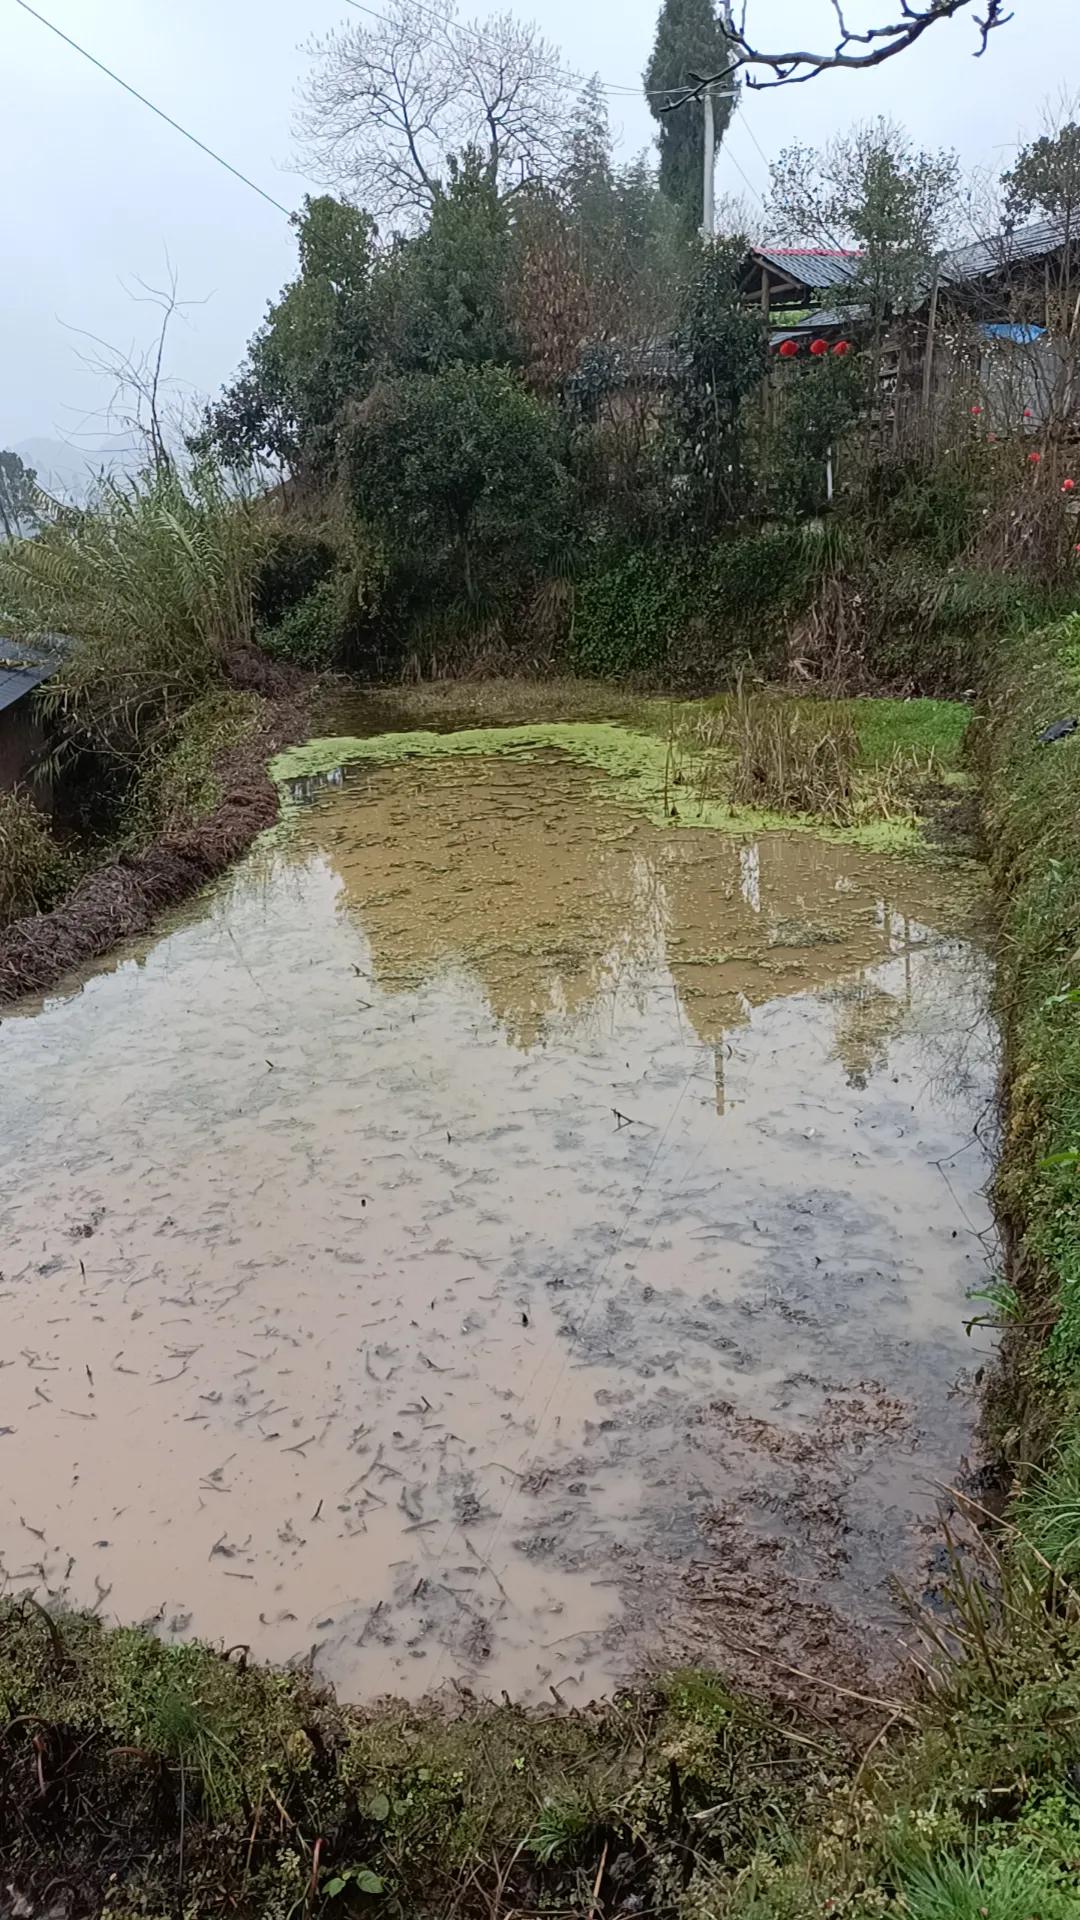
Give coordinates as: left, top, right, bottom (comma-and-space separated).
0, 650, 59, 717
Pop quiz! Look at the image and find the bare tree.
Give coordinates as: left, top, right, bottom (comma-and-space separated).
296, 0, 574, 228
61, 264, 206, 479
665, 0, 1014, 100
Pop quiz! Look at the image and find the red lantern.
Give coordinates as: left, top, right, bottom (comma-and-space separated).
809, 338, 829, 356
1029, 451, 1042, 464
833, 341, 851, 356
778, 339, 799, 358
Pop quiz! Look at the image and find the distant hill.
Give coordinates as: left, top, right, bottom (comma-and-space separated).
11, 437, 139, 504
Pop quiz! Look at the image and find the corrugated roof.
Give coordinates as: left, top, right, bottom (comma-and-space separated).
0, 650, 58, 717
941, 215, 1072, 287
751, 247, 863, 291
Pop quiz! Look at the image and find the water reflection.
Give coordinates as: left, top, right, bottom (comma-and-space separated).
0, 741, 997, 1705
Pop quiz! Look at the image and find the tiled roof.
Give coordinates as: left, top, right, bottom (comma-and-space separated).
940, 214, 1073, 287
751, 247, 864, 291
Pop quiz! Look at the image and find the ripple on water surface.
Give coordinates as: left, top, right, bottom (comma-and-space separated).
0, 742, 998, 1703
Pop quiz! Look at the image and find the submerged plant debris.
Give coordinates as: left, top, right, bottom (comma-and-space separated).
0, 727, 997, 1710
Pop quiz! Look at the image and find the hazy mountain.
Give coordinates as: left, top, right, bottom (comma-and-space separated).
12, 436, 139, 504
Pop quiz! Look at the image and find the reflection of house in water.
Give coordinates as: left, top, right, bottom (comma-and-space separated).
287, 749, 975, 1079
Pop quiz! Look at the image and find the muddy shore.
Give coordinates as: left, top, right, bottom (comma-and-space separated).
0, 686, 314, 1006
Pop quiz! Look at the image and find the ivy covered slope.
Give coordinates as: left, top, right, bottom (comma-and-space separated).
985, 614, 1080, 1490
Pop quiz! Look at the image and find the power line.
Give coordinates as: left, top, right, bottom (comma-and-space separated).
340, 0, 677, 99
13, 0, 293, 217
723, 124, 767, 211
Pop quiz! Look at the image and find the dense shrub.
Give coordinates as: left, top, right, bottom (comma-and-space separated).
260, 578, 344, 669
254, 529, 337, 628
572, 530, 824, 681
347, 365, 573, 609
0, 789, 72, 924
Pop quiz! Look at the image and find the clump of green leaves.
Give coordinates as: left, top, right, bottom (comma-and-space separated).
347, 363, 572, 610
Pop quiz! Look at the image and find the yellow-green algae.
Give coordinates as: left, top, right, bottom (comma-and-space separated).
272, 720, 951, 854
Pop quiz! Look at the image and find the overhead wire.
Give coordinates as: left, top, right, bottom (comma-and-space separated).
12, 0, 294, 216
341, 0, 696, 99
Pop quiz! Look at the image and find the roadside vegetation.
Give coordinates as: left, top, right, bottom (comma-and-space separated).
2, 20, 1080, 1914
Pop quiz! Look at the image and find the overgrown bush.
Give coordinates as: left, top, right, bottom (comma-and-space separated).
0, 790, 72, 924
573, 530, 824, 682
254, 528, 337, 628
346, 365, 573, 611
0, 465, 274, 757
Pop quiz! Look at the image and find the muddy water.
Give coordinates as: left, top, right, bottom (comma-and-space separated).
0, 743, 997, 1705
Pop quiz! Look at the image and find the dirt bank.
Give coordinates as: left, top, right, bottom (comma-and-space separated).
0, 687, 314, 1006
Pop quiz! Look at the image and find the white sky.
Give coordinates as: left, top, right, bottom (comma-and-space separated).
3, 0, 1077, 447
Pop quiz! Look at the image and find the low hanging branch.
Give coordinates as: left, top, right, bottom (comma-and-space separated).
663, 0, 1014, 103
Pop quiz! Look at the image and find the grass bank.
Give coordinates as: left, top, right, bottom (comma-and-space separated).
0, 685, 312, 1004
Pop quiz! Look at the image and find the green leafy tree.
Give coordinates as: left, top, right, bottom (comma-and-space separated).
1003, 120, 1080, 227
346, 364, 572, 603
769, 119, 959, 344
644, 0, 736, 235
382, 152, 517, 373
196, 195, 377, 475
0, 451, 40, 541
669, 237, 767, 525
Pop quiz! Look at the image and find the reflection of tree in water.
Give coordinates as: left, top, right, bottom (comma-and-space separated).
292, 748, 986, 1058
826, 979, 906, 1089
289, 753, 663, 1048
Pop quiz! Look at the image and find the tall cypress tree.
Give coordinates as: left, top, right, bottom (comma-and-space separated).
644, 0, 735, 235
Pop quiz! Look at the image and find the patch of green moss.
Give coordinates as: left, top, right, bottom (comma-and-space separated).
271, 720, 938, 853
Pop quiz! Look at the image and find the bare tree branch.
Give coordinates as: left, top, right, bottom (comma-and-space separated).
296, 0, 573, 227
663, 0, 1014, 104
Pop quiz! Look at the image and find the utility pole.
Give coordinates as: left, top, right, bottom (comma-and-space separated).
700, 0, 736, 241
701, 86, 716, 240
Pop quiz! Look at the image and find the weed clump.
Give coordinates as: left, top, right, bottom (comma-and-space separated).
0, 789, 72, 924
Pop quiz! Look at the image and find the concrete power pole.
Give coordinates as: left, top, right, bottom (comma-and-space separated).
701, 0, 736, 241
701, 87, 716, 240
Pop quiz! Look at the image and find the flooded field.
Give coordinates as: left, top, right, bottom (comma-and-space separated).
0, 730, 998, 1706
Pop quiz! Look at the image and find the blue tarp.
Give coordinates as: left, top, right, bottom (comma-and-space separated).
980, 322, 1046, 344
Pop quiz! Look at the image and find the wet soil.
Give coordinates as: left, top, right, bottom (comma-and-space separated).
0, 737, 997, 1710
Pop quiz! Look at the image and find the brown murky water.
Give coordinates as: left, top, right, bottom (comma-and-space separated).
0, 744, 997, 1705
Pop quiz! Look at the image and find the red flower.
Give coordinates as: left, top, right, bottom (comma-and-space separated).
970, 405, 982, 416
809, 338, 829, 356
1024, 408, 1033, 418
778, 339, 799, 358
1064, 478, 1077, 493
1029, 451, 1042, 464
833, 340, 851, 356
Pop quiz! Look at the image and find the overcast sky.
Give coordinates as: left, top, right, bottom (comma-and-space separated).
3, 0, 1076, 452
